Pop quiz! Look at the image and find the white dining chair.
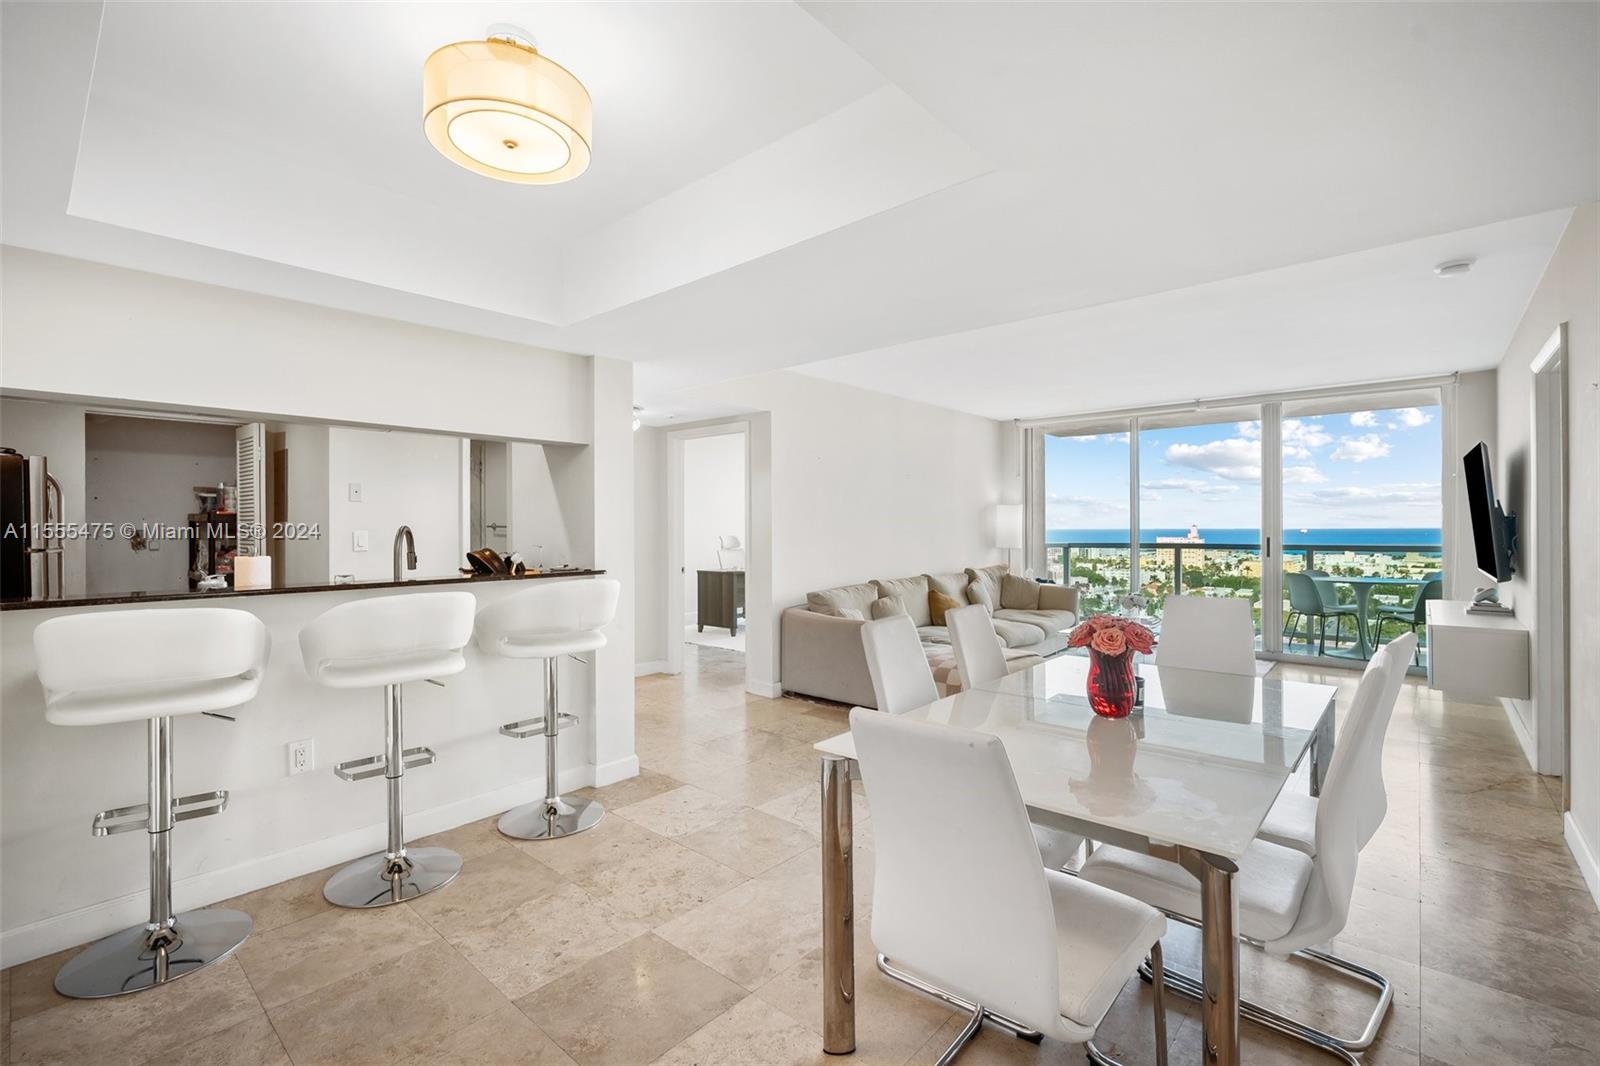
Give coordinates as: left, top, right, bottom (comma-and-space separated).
861, 615, 938, 714
1078, 639, 1404, 1063
1257, 633, 1414, 856
1154, 595, 1256, 675
947, 603, 1009, 690
850, 708, 1169, 1066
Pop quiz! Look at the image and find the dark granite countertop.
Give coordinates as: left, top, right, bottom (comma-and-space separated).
0, 568, 607, 612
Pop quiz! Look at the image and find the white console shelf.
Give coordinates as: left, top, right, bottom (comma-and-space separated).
1425, 599, 1530, 702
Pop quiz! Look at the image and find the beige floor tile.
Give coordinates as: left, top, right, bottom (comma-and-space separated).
267, 940, 507, 1065
679, 808, 820, 877
570, 768, 685, 808
405, 845, 567, 935
411, 814, 517, 859
236, 901, 440, 1008
518, 934, 747, 1065
582, 837, 746, 927
1330, 887, 1422, 963
151, 1011, 291, 1066
517, 807, 674, 879
613, 784, 744, 838
218, 868, 336, 936
1419, 967, 1600, 1065
1419, 854, 1600, 933
1420, 904, 1600, 1020
695, 727, 810, 766
394, 1002, 576, 1066
2, 949, 72, 1026
907, 1016, 1087, 1066
447, 882, 650, 1001
653, 994, 829, 1066
757, 782, 871, 838
9, 958, 261, 1066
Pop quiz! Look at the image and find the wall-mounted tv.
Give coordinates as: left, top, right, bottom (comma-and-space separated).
1463, 441, 1516, 582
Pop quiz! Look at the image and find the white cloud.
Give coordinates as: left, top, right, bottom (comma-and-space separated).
1283, 419, 1333, 450
1142, 478, 1207, 491
1283, 465, 1328, 484
1060, 432, 1129, 443
1388, 407, 1433, 429
1292, 483, 1440, 507
1046, 492, 1125, 526
1349, 411, 1378, 428
1331, 434, 1391, 462
1165, 437, 1262, 482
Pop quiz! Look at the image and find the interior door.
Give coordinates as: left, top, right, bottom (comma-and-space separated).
235, 422, 265, 556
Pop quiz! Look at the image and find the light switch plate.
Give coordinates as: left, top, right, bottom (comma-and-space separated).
353, 529, 369, 552
348, 482, 363, 502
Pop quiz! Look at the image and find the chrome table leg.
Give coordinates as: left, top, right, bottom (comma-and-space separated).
821, 754, 855, 1055
1193, 850, 1240, 1066
1309, 702, 1335, 798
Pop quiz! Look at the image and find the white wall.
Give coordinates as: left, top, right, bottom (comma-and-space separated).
324, 427, 462, 582
507, 442, 582, 569
1494, 203, 1600, 905
84, 414, 236, 593
634, 426, 668, 669
0, 397, 87, 595
639, 372, 1006, 694
1, 247, 591, 445
681, 432, 746, 619
281, 423, 330, 584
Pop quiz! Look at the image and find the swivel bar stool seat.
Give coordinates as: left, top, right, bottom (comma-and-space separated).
476, 579, 620, 840
300, 591, 475, 908
34, 608, 270, 998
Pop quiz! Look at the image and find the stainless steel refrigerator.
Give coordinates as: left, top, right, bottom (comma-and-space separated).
0, 447, 64, 599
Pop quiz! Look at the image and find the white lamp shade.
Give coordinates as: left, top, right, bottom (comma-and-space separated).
234, 555, 272, 591
991, 504, 1025, 550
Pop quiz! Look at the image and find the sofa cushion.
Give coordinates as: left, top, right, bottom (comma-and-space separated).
1037, 583, 1080, 614
871, 596, 908, 620
928, 589, 963, 626
992, 618, 1045, 648
874, 575, 932, 626
1000, 573, 1042, 610
917, 625, 952, 646
925, 571, 969, 602
966, 564, 1008, 607
993, 608, 1077, 641
967, 579, 994, 610
807, 582, 879, 618
815, 605, 865, 620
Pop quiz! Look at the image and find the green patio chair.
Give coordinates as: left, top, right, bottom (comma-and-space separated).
1285, 571, 1361, 656
1375, 578, 1443, 664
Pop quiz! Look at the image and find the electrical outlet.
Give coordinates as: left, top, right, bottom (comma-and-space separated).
288, 738, 314, 776
353, 529, 369, 552
348, 482, 363, 502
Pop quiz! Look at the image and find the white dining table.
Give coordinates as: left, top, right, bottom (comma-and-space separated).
815, 655, 1338, 1066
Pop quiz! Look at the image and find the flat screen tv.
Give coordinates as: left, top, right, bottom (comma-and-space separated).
1463, 441, 1516, 582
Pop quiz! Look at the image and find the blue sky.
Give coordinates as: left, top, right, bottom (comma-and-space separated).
1045, 406, 1442, 530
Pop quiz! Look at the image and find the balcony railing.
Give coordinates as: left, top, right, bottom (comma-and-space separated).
1044, 539, 1443, 655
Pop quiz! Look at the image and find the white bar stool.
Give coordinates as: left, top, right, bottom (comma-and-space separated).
300, 591, 475, 908
33, 608, 270, 998
476, 579, 620, 840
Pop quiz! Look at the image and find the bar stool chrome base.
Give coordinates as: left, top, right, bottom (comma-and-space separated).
323, 846, 463, 909
498, 795, 604, 840
54, 907, 252, 999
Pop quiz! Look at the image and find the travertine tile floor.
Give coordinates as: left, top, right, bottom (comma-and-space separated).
5, 645, 1599, 1065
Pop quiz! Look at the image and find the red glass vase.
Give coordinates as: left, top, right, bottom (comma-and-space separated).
1087, 650, 1137, 718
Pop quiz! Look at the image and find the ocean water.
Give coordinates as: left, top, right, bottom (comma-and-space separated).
1048, 527, 1442, 547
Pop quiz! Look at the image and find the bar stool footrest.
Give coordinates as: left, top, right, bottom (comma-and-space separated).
400, 745, 436, 770
499, 714, 579, 739
91, 803, 151, 837
333, 754, 389, 782
172, 790, 229, 823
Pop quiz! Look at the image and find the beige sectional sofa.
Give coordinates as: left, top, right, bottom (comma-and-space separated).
780, 565, 1079, 707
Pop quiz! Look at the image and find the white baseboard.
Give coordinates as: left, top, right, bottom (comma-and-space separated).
635, 660, 670, 677
594, 754, 640, 787
1501, 697, 1538, 771
1565, 813, 1600, 913
747, 679, 783, 698
0, 766, 599, 968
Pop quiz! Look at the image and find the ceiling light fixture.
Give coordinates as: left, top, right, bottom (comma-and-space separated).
423, 26, 591, 184
1433, 257, 1475, 278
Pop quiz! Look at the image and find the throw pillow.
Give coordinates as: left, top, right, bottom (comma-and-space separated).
870, 596, 908, 620
1000, 573, 1041, 610
817, 605, 866, 620
1036, 584, 1079, 614
928, 589, 963, 626
967, 579, 994, 610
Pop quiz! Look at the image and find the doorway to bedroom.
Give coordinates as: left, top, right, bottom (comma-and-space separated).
676, 428, 748, 658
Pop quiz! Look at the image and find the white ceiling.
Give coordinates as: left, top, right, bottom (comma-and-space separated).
3, 2, 1596, 423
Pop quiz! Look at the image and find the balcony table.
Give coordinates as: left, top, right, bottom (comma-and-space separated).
816, 655, 1337, 1066
1310, 575, 1427, 659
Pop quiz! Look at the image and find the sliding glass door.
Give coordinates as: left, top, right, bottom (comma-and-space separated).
1042, 421, 1132, 617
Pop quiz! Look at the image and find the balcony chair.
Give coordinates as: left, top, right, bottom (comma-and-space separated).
1286, 572, 1360, 656
1374, 578, 1441, 664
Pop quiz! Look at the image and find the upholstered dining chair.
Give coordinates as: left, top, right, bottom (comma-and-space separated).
1257, 633, 1414, 857
1078, 635, 1415, 1063
1154, 595, 1256, 675
851, 708, 1170, 1066
860, 615, 938, 714
947, 603, 1009, 691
